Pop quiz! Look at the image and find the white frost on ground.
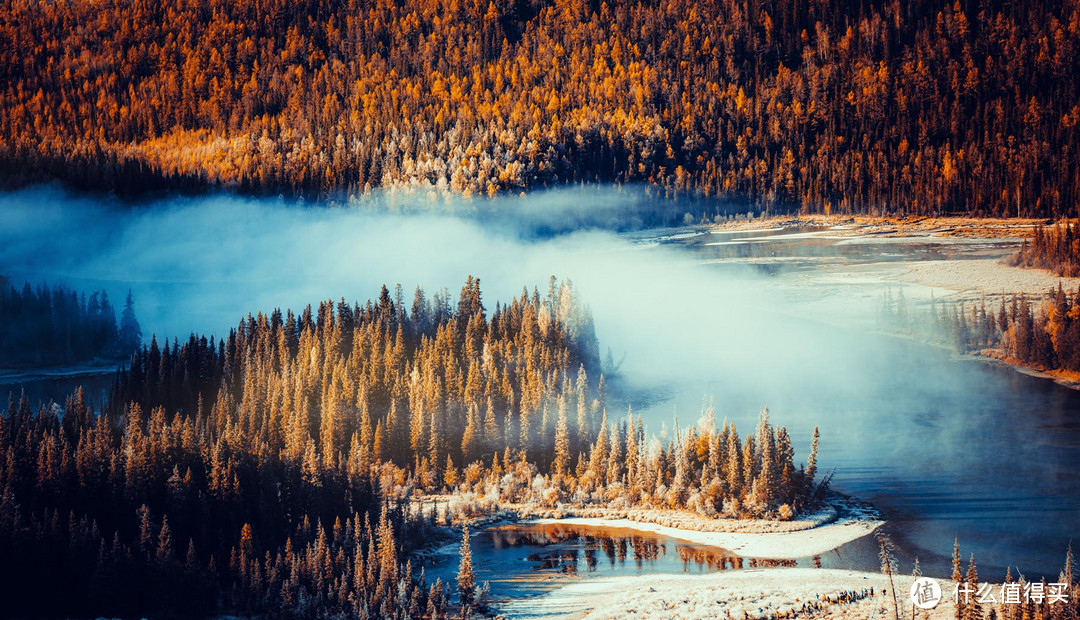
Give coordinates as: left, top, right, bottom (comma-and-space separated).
502, 568, 959, 619
890, 258, 1080, 300
525, 516, 881, 561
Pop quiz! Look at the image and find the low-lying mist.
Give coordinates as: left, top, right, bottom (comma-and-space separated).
0, 185, 1030, 444
0, 185, 815, 402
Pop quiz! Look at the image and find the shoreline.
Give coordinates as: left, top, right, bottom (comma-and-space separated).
437, 493, 883, 561
705, 215, 1080, 393
0, 360, 123, 383
523, 514, 882, 561
708, 213, 1047, 239
502, 567, 959, 619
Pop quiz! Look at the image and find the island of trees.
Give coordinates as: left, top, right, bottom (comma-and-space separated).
0, 277, 821, 617
1, 0, 1078, 216
0, 280, 142, 368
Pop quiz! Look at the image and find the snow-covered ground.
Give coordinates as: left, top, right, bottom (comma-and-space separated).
525, 515, 881, 560
890, 257, 1080, 300
501, 568, 959, 619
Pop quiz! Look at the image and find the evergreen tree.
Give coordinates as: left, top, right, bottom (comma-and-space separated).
806, 426, 819, 492
552, 404, 570, 480
953, 538, 965, 620
457, 526, 475, 618
966, 554, 982, 620
119, 290, 143, 353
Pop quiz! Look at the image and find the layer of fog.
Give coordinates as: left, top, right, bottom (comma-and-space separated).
2, 185, 1078, 577
0, 185, 817, 406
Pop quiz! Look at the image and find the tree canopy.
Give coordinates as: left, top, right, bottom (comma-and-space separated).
1, 0, 1077, 215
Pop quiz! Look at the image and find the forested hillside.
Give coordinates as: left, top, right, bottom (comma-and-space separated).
0, 277, 821, 616
1, 0, 1077, 215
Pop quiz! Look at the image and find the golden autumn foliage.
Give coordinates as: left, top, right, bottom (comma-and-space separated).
0, 0, 1078, 215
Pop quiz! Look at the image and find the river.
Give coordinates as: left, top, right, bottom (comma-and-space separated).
421, 225, 1080, 611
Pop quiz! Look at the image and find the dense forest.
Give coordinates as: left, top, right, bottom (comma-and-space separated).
882, 285, 1080, 374
1, 0, 1078, 215
0, 277, 820, 617
1013, 221, 1080, 277
0, 280, 142, 368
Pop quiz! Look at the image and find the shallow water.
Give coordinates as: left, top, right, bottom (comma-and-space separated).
422, 522, 884, 605
619, 226, 1079, 581
0, 366, 115, 409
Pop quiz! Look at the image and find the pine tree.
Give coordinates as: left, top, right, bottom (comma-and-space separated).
967, 553, 982, 620
552, 404, 570, 480
726, 426, 742, 499
444, 455, 459, 489
119, 290, 142, 353
953, 538, 965, 620
805, 426, 819, 494
138, 504, 154, 558
877, 529, 899, 620
457, 525, 475, 618
588, 411, 610, 485
461, 404, 481, 465
157, 515, 174, 565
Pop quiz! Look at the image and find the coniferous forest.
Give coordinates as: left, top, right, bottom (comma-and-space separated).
1, 0, 1078, 215
0, 280, 142, 368
883, 285, 1080, 374
0, 277, 821, 618
1013, 221, 1080, 277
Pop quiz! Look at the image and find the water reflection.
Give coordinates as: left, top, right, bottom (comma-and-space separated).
492, 524, 804, 575
424, 522, 822, 607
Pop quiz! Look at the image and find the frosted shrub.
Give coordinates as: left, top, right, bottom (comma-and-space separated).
607, 495, 630, 510
602, 481, 625, 502
653, 483, 668, 506
570, 487, 590, 505
687, 491, 718, 518
498, 472, 523, 501
722, 497, 741, 518
482, 485, 500, 507
446, 493, 474, 521
531, 474, 547, 497
447, 492, 498, 520
777, 503, 795, 521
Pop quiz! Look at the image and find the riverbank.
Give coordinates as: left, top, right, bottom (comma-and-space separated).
501, 567, 957, 619
0, 359, 122, 383
709, 215, 1080, 392
525, 515, 881, 560
710, 213, 1047, 239
889, 257, 1080, 302
427, 493, 882, 561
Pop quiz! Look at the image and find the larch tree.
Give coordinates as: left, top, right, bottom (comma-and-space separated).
953, 538, 965, 620
457, 525, 475, 618
806, 426, 819, 493
552, 404, 570, 480
966, 554, 981, 620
